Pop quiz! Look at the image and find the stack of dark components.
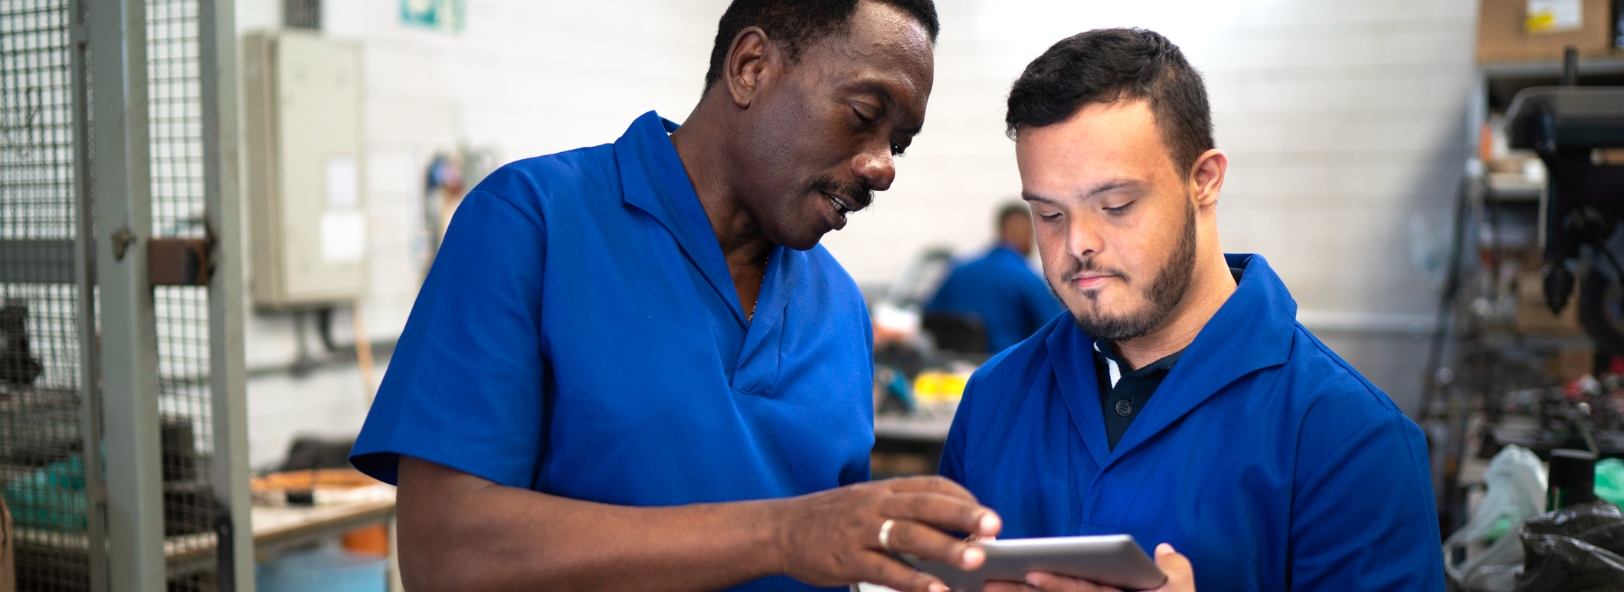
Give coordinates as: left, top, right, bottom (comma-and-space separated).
1490, 372, 1624, 460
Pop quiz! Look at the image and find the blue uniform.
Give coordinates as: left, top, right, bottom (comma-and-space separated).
927, 244, 1061, 352
351, 112, 873, 592
940, 254, 1443, 591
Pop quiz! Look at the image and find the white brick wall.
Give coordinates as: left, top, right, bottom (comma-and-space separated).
242, 0, 1475, 466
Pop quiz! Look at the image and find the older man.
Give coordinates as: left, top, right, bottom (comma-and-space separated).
351, 2, 1001, 591
940, 29, 1442, 591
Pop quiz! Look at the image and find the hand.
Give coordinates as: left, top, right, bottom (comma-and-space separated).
771, 476, 1003, 592
983, 543, 1194, 592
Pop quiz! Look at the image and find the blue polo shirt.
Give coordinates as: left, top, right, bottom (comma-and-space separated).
351, 112, 874, 592
940, 254, 1443, 591
927, 244, 1061, 353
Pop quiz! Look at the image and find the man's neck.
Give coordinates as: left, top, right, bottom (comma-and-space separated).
668, 99, 774, 263
1112, 252, 1237, 370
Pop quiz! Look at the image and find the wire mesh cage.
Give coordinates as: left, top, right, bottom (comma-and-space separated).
0, 0, 229, 590
148, 0, 219, 589
0, 0, 99, 590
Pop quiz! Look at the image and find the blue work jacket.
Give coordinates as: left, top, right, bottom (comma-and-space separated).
940, 254, 1443, 591
352, 111, 873, 592
927, 244, 1062, 353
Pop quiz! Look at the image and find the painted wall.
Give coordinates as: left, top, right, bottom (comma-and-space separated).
239, 0, 1476, 467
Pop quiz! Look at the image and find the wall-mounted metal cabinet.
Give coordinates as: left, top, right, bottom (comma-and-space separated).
243, 31, 367, 309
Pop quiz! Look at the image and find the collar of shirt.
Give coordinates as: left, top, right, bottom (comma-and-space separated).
1047, 254, 1297, 468
1092, 339, 1184, 389
613, 111, 794, 330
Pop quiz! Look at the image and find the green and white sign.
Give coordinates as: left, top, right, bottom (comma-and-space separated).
401, 0, 464, 33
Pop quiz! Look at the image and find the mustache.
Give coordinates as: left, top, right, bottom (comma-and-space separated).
810, 176, 873, 210
1061, 256, 1128, 284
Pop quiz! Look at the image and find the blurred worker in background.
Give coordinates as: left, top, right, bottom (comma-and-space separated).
348, 1, 1002, 591
940, 28, 1443, 591
927, 202, 1062, 352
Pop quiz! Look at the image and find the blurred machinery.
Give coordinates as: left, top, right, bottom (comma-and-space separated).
1426, 47, 1624, 543
1508, 50, 1624, 353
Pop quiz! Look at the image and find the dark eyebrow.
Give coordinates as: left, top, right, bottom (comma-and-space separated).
1024, 180, 1141, 206
1022, 192, 1058, 205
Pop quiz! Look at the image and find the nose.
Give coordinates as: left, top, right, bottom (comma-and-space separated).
1066, 215, 1102, 260
851, 146, 895, 192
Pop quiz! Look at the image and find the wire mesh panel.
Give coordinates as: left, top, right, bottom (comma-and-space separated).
147, 0, 217, 590
0, 0, 95, 590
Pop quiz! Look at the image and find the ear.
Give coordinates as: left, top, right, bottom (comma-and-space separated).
723, 27, 775, 109
1188, 149, 1228, 209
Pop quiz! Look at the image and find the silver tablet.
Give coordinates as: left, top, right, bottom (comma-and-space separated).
902, 534, 1166, 592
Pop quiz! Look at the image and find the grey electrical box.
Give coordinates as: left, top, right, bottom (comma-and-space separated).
243, 31, 366, 308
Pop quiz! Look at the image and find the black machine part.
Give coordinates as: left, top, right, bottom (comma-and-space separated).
1505, 88, 1624, 152
1503, 84, 1624, 319
1546, 448, 1598, 510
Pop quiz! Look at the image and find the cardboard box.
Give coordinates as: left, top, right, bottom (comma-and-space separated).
1478, 0, 1619, 62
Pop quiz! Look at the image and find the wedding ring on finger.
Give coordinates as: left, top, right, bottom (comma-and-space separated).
878, 518, 898, 552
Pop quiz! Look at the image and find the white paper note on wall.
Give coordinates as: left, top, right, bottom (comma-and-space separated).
321, 209, 367, 262
326, 156, 359, 209
1526, 0, 1583, 33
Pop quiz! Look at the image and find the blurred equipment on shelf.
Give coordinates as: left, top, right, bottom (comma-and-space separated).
1425, 40, 1624, 543
1491, 372, 1624, 458
920, 311, 988, 356
1504, 51, 1624, 350
869, 248, 986, 477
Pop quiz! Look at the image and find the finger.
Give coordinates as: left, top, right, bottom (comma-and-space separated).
1023, 572, 1116, 592
1153, 544, 1195, 591
881, 519, 986, 571
855, 551, 950, 592
881, 476, 979, 501
881, 492, 1003, 538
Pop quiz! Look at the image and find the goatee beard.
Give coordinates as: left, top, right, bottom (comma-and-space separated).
1054, 201, 1198, 342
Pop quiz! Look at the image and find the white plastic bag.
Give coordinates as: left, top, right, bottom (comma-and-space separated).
1443, 445, 1548, 591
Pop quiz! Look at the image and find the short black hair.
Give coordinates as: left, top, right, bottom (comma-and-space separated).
703, 0, 940, 91
1005, 28, 1214, 176
996, 201, 1029, 227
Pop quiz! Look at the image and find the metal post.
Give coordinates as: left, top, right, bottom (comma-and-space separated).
88, 0, 166, 590
199, 0, 253, 589
68, 0, 109, 590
